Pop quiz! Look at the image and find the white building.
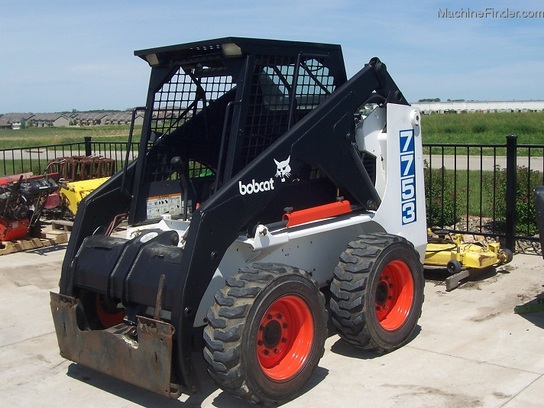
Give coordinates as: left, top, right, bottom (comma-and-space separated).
412, 100, 544, 114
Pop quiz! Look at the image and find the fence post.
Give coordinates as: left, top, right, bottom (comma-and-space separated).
84, 136, 92, 156
505, 134, 517, 251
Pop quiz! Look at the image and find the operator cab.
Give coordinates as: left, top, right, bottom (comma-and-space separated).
128, 37, 349, 227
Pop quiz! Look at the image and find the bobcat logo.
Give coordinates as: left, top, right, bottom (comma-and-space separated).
274, 156, 291, 182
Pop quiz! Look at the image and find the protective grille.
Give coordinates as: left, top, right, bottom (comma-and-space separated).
146, 54, 337, 181
147, 69, 234, 181
235, 56, 336, 172
151, 69, 234, 137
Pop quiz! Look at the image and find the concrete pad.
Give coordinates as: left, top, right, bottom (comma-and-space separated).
502, 375, 544, 408
0, 246, 543, 407
417, 267, 544, 374
0, 246, 66, 347
307, 340, 539, 407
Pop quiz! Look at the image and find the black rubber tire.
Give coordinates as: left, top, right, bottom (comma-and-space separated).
330, 233, 424, 352
203, 263, 328, 405
446, 259, 462, 274
499, 248, 514, 264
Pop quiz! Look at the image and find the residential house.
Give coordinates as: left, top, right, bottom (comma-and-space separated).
27, 113, 70, 127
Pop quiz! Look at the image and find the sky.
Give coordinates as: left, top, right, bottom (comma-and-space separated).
1, 0, 543, 113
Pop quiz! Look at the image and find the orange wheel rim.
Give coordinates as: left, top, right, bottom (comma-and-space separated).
375, 260, 414, 331
256, 295, 314, 381
95, 295, 125, 327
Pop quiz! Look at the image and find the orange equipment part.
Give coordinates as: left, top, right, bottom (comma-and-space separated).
0, 218, 30, 241
282, 200, 352, 227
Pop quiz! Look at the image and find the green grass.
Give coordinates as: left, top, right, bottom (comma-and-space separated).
422, 111, 544, 145
426, 168, 496, 224
454, 170, 497, 217
426, 165, 541, 234
1, 111, 542, 149
0, 125, 140, 149
0, 159, 51, 176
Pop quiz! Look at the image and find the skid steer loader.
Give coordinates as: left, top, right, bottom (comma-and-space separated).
50, 37, 427, 404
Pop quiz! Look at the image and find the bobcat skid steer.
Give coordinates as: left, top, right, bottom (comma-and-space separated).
51, 37, 427, 405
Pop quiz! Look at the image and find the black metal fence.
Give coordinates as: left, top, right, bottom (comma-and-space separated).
424, 135, 544, 253
0, 136, 139, 177
1, 135, 543, 253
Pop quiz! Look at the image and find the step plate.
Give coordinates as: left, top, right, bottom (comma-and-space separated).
50, 292, 181, 398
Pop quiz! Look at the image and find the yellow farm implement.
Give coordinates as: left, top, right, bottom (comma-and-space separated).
59, 177, 110, 216
425, 231, 513, 290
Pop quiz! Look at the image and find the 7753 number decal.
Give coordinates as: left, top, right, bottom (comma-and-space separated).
399, 129, 416, 225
